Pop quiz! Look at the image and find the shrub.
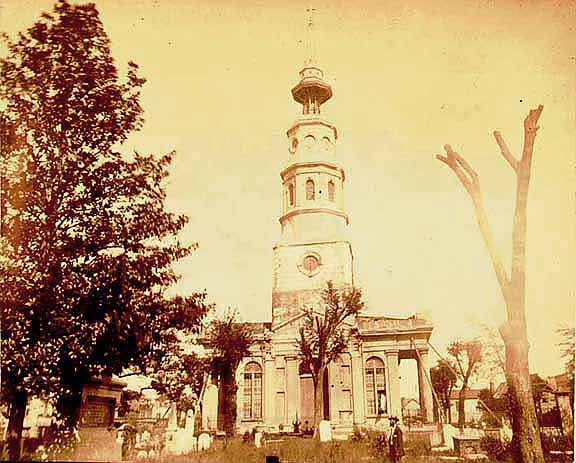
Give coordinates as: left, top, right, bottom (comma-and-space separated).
368, 431, 388, 457
350, 425, 367, 442
541, 432, 574, 455
480, 435, 511, 461
405, 436, 431, 456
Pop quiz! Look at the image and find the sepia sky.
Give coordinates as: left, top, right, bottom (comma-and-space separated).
2, 0, 575, 384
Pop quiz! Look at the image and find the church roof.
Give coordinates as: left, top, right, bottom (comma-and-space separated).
356, 314, 433, 334
240, 321, 272, 335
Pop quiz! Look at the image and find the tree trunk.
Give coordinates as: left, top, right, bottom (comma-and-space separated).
501, 324, 544, 463
458, 384, 467, 433
218, 366, 238, 436
5, 390, 27, 461
312, 366, 325, 438
437, 106, 545, 463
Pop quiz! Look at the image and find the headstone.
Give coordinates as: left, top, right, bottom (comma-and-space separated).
319, 420, 332, 442
203, 383, 218, 431
198, 432, 211, 451
254, 431, 263, 448
185, 408, 195, 434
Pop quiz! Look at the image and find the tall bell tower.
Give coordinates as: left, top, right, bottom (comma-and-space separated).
272, 11, 354, 327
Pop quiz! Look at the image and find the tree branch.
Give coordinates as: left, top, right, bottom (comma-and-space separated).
437, 144, 512, 315
493, 131, 518, 171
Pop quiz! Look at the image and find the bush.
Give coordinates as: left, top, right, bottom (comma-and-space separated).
350, 425, 367, 442
480, 435, 511, 461
541, 432, 574, 455
405, 436, 431, 456
370, 432, 388, 457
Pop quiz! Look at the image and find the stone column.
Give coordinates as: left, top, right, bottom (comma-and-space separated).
417, 350, 434, 423
350, 351, 366, 425
386, 351, 401, 420
264, 355, 275, 426
286, 358, 299, 428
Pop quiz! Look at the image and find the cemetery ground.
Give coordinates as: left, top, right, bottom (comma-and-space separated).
150, 434, 574, 463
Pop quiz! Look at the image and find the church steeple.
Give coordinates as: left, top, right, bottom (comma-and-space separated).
278, 11, 348, 244
272, 11, 354, 326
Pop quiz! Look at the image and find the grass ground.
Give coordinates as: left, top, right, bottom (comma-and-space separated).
156, 437, 498, 463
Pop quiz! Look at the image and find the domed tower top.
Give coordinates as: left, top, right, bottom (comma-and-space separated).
291, 9, 332, 115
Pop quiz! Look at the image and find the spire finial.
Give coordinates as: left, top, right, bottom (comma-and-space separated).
305, 7, 317, 66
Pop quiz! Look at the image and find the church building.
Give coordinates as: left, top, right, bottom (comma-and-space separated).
202, 29, 435, 437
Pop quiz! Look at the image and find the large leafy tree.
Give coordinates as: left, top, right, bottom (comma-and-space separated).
0, 1, 209, 459
430, 360, 457, 423
204, 310, 254, 436
297, 281, 364, 436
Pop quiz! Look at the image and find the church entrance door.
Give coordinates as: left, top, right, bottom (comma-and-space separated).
322, 371, 330, 420
300, 374, 314, 429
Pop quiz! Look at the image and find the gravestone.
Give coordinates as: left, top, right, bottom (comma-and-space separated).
254, 431, 263, 448
74, 376, 126, 462
197, 432, 211, 451
319, 420, 332, 442
202, 383, 218, 431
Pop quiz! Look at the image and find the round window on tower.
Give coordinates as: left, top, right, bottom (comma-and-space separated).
298, 252, 322, 277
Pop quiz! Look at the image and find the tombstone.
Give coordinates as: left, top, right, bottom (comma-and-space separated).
319, 420, 332, 442
74, 376, 126, 462
197, 432, 212, 451
165, 407, 198, 455
202, 383, 219, 431
185, 408, 195, 434
254, 431, 264, 448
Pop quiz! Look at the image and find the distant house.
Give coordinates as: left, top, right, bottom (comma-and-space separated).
448, 389, 485, 424
493, 373, 574, 435
401, 398, 421, 419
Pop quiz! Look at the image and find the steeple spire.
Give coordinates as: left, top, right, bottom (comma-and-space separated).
292, 9, 332, 116
305, 8, 316, 66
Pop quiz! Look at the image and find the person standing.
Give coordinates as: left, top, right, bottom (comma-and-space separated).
388, 416, 405, 463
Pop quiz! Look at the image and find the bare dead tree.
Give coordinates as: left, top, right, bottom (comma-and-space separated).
297, 281, 364, 437
436, 105, 544, 463
447, 339, 483, 432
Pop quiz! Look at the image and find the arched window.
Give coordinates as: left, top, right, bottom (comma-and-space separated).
328, 180, 335, 202
306, 179, 315, 200
288, 183, 295, 207
365, 357, 386, 416
243, 362, 262, 420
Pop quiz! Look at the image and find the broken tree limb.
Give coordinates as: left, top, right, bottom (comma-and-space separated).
493, 131, 518, 171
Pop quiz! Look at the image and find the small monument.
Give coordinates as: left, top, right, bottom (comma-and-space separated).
74, 376, 126, 462
254, 431, 264, 448
202, 380, 219, 431
197, 432, 212, 451
318, 420, 332, 442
